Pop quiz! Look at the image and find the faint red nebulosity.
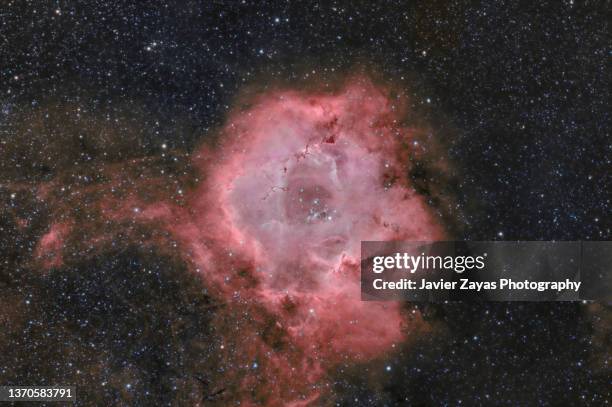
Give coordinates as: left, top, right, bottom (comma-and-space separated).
169, 76, 446, 404
35, 222, 70, 269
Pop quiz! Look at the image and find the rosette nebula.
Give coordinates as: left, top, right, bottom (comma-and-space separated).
164, 77, 446, 404
3, 3, 608, 406
14, 76, 446, 405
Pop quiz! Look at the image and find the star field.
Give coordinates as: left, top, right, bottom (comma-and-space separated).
0, 1, 610, 405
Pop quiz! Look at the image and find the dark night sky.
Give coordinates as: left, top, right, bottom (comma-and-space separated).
0, 1, 610, 405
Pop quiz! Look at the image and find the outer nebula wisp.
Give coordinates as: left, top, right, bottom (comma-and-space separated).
166, 77, 446, 404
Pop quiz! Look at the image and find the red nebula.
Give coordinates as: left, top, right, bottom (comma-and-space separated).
169, 77, 446, 404
35, 222, 70, 269
31, 76, 447, 405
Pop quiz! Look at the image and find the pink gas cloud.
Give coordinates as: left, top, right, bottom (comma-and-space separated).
169, 77, 446, 404
32, 76, 447, 405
